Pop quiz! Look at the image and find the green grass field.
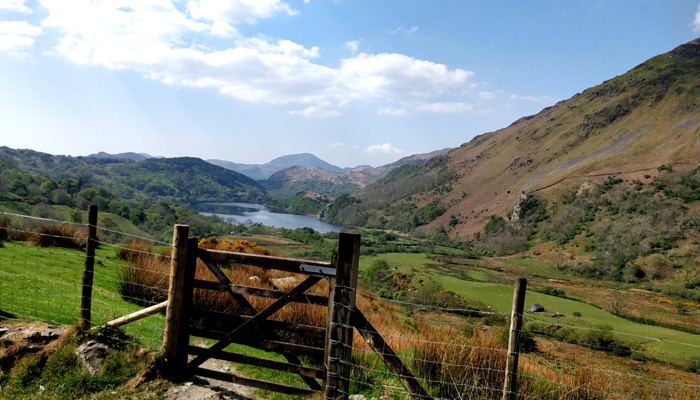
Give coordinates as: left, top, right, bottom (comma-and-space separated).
357, 251, 700, 361
0, 241, 166, 349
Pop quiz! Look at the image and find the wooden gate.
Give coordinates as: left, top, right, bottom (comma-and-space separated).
162, 225, 430, 399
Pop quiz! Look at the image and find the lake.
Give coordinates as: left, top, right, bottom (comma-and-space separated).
196, 202, 345, 233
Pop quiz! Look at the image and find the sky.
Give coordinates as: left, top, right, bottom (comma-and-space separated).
1, 1, 699, 168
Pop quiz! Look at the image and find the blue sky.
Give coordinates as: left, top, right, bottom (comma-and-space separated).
1, 1, 699, 168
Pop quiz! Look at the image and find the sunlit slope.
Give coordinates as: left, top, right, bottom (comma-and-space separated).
342, 38, 700, 236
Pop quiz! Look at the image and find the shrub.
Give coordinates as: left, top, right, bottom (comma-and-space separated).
539, 286, 565, 297
0, 215, 8, 246
30, 224, 89, 249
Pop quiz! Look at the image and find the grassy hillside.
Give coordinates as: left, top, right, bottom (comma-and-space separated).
324, 38, 700, 237
0, 157, 248, 242
0, 147, 270, 206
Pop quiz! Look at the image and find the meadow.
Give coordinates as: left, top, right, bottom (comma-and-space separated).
1, 221, 699, 399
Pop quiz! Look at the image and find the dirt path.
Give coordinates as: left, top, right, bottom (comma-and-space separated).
164, 342, 261, 400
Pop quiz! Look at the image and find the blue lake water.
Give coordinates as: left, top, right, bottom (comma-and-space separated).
197, 202, 345, 233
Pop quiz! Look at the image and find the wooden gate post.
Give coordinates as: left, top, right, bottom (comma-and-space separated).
163, 224, 192, 370
325, 233, 361, 400
502, 277, 527, 400
80, 205, 98, 329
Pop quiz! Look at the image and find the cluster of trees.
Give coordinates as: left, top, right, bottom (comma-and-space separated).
277, 227, 338, 259
0, 148, 270, 207
471, 195, 548, 256
543, 170, 693, 280
473, 165, 700, 285
322, 157, 456, 232
275, 192, 330, 215
0, 161, 240, 242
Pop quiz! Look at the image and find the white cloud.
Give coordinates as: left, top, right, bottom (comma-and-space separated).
339, 53, 473, 100
0, 20, 41, 56
364, 143, 403, 155
35, 0, 474, 117
186, 0, 298, 25
289, 106, 341, 118
0, 0, 31, 13
694, 3, 700, 32
415, 102, 472, 113
345, 39, 360, 53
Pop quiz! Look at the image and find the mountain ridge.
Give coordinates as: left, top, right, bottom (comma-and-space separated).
322, 37, 700, 237
207, 153, 355, 180
261, 148, 452, 197
0, 147, 269, 206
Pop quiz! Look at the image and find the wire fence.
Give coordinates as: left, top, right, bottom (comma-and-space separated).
335, 288, 700, 400
0, 211, 171, 349
1, 210, 699, 399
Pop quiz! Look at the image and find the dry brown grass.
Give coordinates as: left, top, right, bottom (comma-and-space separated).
30, 224, 89, 249
116, 239, 330, 329
350, 295, 699, 400
116, 241, 699, 399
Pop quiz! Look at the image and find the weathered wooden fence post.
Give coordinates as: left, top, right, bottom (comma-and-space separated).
502, 277, 527, 400
325, 233, 361, 400
163, 224, 192, 371
80, 205, 98, 329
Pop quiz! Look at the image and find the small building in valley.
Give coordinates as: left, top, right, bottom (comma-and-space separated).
528, 303, 545, 313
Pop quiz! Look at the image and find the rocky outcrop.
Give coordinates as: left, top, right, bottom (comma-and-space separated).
75, 340, 109, 375
510, 193, 528, 222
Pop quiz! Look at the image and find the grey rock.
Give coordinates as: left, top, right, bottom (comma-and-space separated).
0, 326, 8, 337
40, 328, 64, 341
75, 341, 109, 375
510, 192, 528, 222
23, 329, 43, 342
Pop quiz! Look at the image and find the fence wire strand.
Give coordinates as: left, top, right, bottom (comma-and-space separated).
1, 212, 699, 399
0, 213, 171, 349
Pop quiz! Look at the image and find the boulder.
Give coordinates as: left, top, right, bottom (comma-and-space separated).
75, 341, 109, 375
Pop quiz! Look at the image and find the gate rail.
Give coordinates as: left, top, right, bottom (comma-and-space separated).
162, 225, 432, 399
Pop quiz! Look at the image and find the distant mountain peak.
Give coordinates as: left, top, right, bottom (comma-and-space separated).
208, 153, 349, 180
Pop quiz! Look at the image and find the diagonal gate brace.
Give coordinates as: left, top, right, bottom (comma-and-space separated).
188, 275, 321, 369
196, 251, 324, 391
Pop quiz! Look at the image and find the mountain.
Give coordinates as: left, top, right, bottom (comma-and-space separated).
208, 153, 351, 180
323, 38, 700, 237
107, 157, 269, 204
261, 148, 453, 197
0, 147, 269, 205
86, 151, 154, 161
